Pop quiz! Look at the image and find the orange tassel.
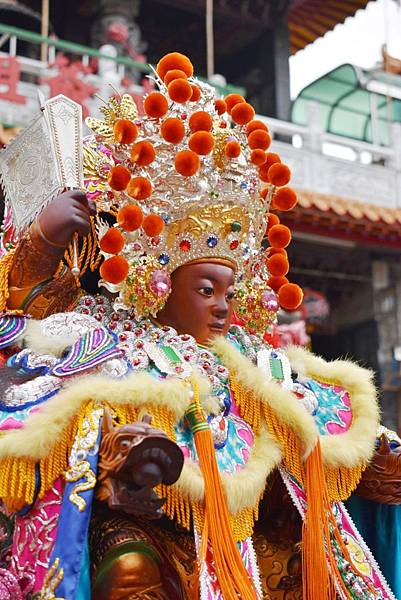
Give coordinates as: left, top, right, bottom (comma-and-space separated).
302, 439, 336, 599
303, 438, 353, 600
186, 384, 258, 600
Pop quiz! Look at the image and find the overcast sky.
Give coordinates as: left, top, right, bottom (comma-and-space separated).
289, 0, 401, 98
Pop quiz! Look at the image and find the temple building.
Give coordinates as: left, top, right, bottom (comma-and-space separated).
1, 0, 401, 432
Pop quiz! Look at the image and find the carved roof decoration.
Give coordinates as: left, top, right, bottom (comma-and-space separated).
282, 189, 401, 248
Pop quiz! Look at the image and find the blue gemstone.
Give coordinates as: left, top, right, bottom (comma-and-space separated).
207, 236, 218, 248
240, 181, 247, 189
158, 253, 170, 265
161, 213, 171, 224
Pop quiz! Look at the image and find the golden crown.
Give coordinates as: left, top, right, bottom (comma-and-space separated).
83, 52, 300, 318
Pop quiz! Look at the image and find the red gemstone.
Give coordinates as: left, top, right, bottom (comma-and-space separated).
180, 239, 191, 252
119, 333, 127, 341
230, 240, 239, 250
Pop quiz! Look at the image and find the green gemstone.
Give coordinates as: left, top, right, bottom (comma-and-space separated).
161, 345, 181, 364
270, 357, 284, 381
231, 221, 242, 232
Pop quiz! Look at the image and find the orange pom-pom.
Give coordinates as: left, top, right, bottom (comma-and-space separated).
246, 119, 269, 135
259, 153, 281, 182
107, 165, 131, 191
175, 150, 200, 176
261, 187, 270, 201
272, 187, 297, 211
278, 283, 304, 310
189, 131, 214, 155
130, 141, 156, 166
117, 204, 143, 232
248, 129, 271, 150
189, 111, 213, 132
231, 102, 255, 125
265, 213, 280, 234
144, 92, 169, 118
113, 119, 138, 145
225, 140, 241, 158
264, 153, 281, 169
161, 117, 185, 144
268, 163, 291, 187
267, 276, 289, 293
267, 247, 287, 258
99, 228, 125, 255
164, 69, 187, 85
156, 52, 194, 80
268, 224, 292, 248
267, 253, 289, 277
215, 99, 227, 115
251, 149, 267, 166
168, 78, 193, 103
224, 93, 245, 114
190, 84, 201, 102
100, 256, 129, 284
127, 176, 152, 200
142, 214, 165, 237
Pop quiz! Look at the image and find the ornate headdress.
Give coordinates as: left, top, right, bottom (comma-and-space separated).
83, 52, 302, 327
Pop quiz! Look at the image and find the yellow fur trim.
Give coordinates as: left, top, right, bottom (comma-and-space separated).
212, 337, 318, 455
175, 426, 280, 514
0, 372, 208, 459
159, 426, 281, 540
212, 338, 379, 467
212, 338, 380, 501
286, 346, 380, 468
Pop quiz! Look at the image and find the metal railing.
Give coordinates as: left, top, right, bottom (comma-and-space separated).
0, 23, 243, 96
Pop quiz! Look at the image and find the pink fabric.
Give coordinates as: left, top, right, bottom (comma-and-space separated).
10, 478, 63, 593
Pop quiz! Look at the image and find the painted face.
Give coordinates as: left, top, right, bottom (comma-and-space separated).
156, 261, 236, 345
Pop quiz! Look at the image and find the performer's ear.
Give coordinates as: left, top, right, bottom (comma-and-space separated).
102, 409, 115, 435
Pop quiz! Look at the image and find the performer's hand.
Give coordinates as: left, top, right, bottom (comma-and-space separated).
37, 190, 95, 248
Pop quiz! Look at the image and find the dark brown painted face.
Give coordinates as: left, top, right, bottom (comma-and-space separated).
156, 261, 236, 345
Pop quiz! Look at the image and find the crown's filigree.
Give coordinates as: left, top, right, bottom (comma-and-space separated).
86, 94, 138, 139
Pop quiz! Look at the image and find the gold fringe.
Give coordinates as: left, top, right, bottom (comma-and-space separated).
231, 376, 363, 502
0, 400, 94, 511
0, 249, 16, 311
229, 374, 262, 434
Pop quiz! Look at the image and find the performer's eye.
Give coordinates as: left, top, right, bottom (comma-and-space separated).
226, 290, 235, 301
199, 287, 213, 296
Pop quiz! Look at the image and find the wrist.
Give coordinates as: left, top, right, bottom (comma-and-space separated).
36, 216, 72, 249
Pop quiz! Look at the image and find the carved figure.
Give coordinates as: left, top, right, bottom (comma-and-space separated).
0, 51, 399, 600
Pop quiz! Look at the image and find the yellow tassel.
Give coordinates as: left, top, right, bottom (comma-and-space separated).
229, 374, 262, 433
0, 249, 16, 311
0, 400, 93, 510
186, 381, 258, 600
